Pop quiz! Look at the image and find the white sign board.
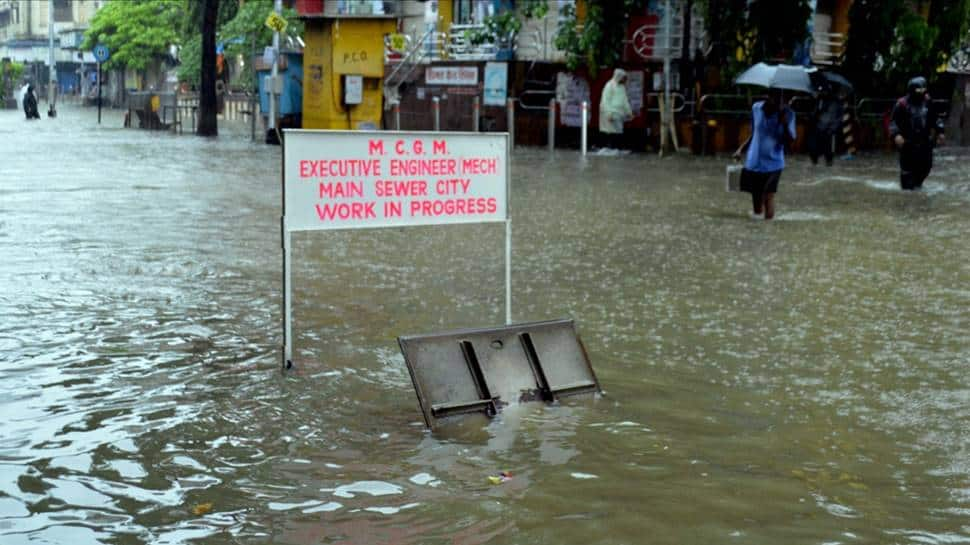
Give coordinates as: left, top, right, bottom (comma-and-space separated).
284, 131, 508, 232
344, 74, 363, 104
483, 62, 508, 106
426, 65, 478, 86
280, 130, 512, 368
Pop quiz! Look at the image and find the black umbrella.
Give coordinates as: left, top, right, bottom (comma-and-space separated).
807, 68, 853, 93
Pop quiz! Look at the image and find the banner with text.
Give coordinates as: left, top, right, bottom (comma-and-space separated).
284, 131, 508, 231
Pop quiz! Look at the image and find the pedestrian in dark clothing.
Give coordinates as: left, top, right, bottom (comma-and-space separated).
23, 84, 40, 119
809, 87, 841, 166
733, 90, 796, 220
890, 76, 944, 190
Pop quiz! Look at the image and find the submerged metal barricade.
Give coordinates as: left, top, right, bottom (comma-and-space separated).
126, 91, 177, 131
399, 319, 601, 429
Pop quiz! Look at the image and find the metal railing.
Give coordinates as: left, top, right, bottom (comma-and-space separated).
446, 24, 506, 61
518, 89, 555, 111
384, 25, 441, 106
645, 92, 687, 113
698, 94, 753, 116
854, 97, 949, 119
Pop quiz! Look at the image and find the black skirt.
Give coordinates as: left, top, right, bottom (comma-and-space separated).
740, 168, 782, 194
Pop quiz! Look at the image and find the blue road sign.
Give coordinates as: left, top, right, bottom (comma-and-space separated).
93, 44, 110, 63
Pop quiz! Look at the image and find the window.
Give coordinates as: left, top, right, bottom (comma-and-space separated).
454, 0, 494, 25
53, 0, 72, 22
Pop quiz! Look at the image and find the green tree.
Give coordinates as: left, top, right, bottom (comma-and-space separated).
179, 0, 302, 89
699, 0, 810, 81
844, 0, 970, 94
746, 0, 811, 63
555, 0, 649, 76
218, 0, 303, 88
702, 0, 749, 77
81, 0, 184, 72
928, 0, 970, 70
1, 60, 25, 101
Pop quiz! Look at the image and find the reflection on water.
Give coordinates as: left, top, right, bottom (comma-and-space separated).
1, 105, 968, 544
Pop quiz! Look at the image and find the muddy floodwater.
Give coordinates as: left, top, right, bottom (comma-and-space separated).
1, 105, 969, 544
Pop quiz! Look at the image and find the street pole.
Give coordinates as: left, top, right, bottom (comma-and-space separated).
662, 0, 672, 154
47, 0, 56, 117
97, 62, 102, 124
268, 0, 282, 143
433, 96, 440, 131
251, 37, 257, 141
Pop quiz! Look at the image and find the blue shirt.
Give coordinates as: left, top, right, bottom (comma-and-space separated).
744, 101, 796, 173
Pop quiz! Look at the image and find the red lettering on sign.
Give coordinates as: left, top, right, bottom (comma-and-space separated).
408, 197, 498, 217
369, 140, 385, 155
375, 180, 428, 197
300, 160, 382, 177
461, 157, 497, 175
319, 181, 363, 199
315, 202, 377, 221
435, 178, 471, 195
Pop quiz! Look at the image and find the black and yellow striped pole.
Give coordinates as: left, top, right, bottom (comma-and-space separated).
841, 97, 856, 159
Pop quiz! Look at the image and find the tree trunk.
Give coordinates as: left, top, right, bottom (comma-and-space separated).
197, 0, 219, 136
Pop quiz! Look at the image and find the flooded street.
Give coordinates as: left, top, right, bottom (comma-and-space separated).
1, 104, 969, 544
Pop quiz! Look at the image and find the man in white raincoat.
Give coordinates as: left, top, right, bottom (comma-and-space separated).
598, 68, 633, 152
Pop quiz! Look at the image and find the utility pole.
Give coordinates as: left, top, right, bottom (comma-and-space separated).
267, 0, 282, 144
660, 0, 679, 155
47, 0, 56, 117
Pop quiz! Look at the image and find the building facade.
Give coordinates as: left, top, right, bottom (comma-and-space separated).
0, 0, 104, 94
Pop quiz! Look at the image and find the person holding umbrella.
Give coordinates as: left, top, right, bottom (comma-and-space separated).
808, 70, 852, 166
732, 63, 805, 220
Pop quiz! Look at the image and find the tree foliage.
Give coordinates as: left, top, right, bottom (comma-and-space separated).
1, 60, 25, 100
746, 0, 811, 63
81, 0, 184, 71
179, 0, 302, 89
700, 0, 810, 79
844, 0, 970, 95
218, 0, 303, 86
555, 0, 648, 76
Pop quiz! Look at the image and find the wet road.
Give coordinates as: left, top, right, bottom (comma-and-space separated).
1, 104, 969, 544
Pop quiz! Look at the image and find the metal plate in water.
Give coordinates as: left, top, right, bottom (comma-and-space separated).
398, 319, 600, 429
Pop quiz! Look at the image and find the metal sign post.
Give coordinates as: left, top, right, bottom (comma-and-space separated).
93, 44, 109, 124
281, 130, 511, 369
266, 1, 284, 142
47, 0, 56, 118
97, 62, 102, 123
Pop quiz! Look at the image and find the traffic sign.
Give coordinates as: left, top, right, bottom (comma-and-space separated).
93, 43, 110, 63
264, 11, 287, 33
389, 33, 407, 52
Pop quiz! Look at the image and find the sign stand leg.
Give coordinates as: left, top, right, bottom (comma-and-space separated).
282, 225, 293, 369
505, 219, 512, 325
97, 62, 102, 124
